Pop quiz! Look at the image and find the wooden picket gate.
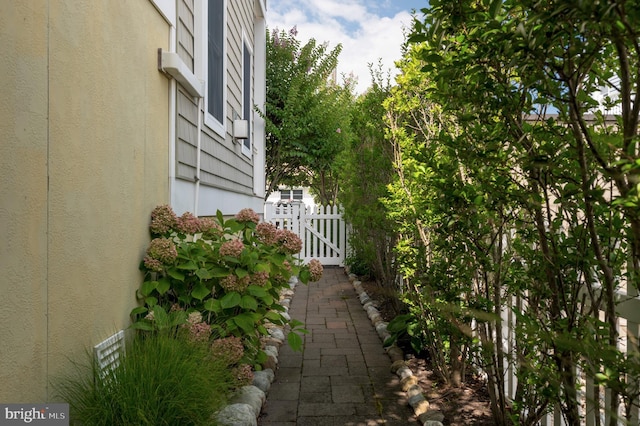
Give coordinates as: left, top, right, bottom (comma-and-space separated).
263, 202, 348, 266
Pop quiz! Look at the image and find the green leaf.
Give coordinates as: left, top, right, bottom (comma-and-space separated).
156, 277, 171, 295
265, 311, 285, 323
196, 268, 213, 280
424, 53, 443, 63
145, 296, 158, 307
235, 268, 249, 278
141, 280, 158, 297
299, 269, 311, 284
383, 336, 396, 347
287, 332, 303, 351
595, 372, 609, 384
129, 321, 154, 331
221, 292, 242, 309
152, 305, 168, 325
254, 349, 268, 365
489, 0, 501, 19
209, 266, 231, 277
233, 313, 257, 334
167, 268, 185, 281
177, 261, 198, 270
408, 33, 427, 43
204, 298, 221, 313
289, 319, 305, 328
248, 285, 268, 297
240, 295, 258, 311
255, 263, 271, 273
420, 64, 435, 73
191, 283, 210, 301
130, 306, 148, 316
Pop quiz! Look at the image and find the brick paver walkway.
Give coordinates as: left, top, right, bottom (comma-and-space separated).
258, 267, 415, 425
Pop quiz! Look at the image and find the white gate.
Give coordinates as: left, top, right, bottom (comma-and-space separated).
263, 202, 348, 266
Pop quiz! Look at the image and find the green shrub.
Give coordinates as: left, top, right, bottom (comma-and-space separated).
131, 206, 322, 359
344, 252, 371, 278
55, 334, 236, 425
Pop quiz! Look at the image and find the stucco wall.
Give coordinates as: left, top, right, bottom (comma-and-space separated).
0, 0, 171, 402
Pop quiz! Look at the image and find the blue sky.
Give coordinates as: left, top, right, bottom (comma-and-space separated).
266, 1, 429, 93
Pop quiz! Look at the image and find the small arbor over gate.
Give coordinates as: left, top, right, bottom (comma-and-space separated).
264, 202, 348, 266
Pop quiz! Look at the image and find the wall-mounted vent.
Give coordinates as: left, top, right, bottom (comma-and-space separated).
94, 330, 126, 373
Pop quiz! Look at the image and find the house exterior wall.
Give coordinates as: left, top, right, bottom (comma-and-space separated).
177, 0, 195, 71
173, 0, 266, 217
0, 0, 170, 402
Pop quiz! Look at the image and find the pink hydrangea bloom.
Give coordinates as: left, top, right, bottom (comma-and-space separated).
219, 239, 245, 258
146, 238, 178, 264
143, 256, 164, 272
187, 322, 211, 343
176, 212, 202, 234
235, 208, 260, 224
250, 271, 270, 287
276, 229, 303, 254
308, 259, 323, 281
169, 303, 183, 313
187, 311, 203, 325
232, 363, 254, 386
210, 336, 245, 364
200, 217, 223, 239
219, 274, 250, 293
149, 204, 177, 235
256, 222, 278, 245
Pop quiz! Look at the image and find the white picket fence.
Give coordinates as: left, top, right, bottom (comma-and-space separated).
263, 202, 348, 266
495, 286, 640, 426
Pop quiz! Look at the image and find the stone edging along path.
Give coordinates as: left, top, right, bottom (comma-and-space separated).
214, 273, 446, 426
214, 280, 297, 426
348, 273, 445, 426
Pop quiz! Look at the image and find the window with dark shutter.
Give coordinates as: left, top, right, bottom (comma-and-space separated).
207, 0, 224, 123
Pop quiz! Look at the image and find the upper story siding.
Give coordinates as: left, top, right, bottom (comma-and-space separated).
175, 0, 261, 196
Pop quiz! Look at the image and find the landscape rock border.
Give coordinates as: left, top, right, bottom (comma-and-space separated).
348, 272, 445, 426
214, 278, 298, 426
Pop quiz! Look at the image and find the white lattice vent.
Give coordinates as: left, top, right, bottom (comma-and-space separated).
94, 330, 126, 373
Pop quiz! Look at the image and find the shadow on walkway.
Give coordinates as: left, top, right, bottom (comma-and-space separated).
258, 267, 416, 426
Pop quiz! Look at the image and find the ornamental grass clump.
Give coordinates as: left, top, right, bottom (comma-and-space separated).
54, 333, 235, 425
131, 205, 323, 362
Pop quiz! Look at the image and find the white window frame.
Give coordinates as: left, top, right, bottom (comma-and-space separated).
281, 189, 303, 201
195, 0, 227, 138
241, 31, 253, 157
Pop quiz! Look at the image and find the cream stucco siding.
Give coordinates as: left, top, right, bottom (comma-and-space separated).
0, 0, 171, 402
0, 1, 50, 403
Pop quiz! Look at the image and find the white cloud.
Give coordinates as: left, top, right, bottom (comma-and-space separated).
266, 1, 415, 93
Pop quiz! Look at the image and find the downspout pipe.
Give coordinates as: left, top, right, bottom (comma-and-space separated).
195, 96, 203, 216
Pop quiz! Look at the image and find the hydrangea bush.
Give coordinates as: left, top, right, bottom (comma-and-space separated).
131, 205, 323, 364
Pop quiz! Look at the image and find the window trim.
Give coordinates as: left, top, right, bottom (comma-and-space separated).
280, 189, 304, 201
195, 0, 227, 137
241, 32, 253, 157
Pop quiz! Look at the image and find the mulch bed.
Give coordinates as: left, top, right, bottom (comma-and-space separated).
360, 280, 495, 426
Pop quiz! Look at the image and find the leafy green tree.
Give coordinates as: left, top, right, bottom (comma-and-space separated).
338, 65, 399, 292
262, 27, 352, 204
399, 0, 640, 424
